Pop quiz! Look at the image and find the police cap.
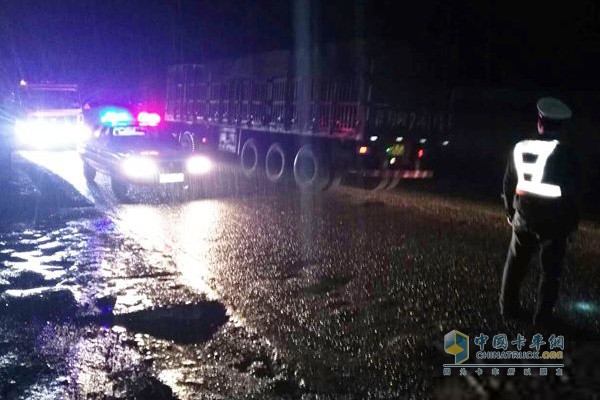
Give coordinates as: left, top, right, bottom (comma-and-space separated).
537, 97, 572, 121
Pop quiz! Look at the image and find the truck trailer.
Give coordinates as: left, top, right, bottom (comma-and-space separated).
163, 42, 453, 190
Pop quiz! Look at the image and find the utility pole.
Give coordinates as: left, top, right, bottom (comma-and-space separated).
484, 0, 494, 83
168, 0, 184, 63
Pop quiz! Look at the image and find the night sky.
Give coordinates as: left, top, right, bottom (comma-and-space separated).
2, 0, 600, 100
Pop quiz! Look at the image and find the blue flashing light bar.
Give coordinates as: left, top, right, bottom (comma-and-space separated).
99, 107, 134, 127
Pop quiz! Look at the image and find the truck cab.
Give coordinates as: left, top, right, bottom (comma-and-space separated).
11, 80, 91, 149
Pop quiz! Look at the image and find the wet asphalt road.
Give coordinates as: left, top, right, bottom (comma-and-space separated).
2, 150, 600, 399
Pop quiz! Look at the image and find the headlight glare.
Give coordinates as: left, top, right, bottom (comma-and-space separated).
122, 156, 158, 178
186, 156, 212, 175
186, 156, 212, 174
14, 119, 92, 146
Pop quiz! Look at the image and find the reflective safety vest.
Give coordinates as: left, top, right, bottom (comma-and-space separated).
513, 140, 562, 198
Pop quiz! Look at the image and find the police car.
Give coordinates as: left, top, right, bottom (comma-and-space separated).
81, 108, 211, 200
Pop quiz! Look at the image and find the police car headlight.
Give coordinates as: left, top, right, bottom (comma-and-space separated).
186, 155, 212, 174
122, 156, 158, 178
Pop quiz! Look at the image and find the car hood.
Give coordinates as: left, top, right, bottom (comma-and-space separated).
116, 146, 186, 159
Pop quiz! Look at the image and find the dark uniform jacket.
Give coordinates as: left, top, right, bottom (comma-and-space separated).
503, 134, 582, 238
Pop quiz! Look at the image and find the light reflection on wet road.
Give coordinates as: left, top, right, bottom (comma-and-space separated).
12, 150, 600, 399
116, 201, 220, 296
20, 151, 95, 202
19, 150, 222, 298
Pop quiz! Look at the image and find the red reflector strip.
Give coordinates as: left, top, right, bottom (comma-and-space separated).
402, 170, 433, 179
359, 170, 434, 179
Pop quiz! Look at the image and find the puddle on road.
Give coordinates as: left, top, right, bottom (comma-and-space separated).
1, 155, 307, 398
32, 323, 177, 400
0, 215, 235, 399
1, 152, 309, 398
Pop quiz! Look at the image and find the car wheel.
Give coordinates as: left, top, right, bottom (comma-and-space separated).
83, 161, 96, 182
111, 176, 128, 201
180, 131, 196, 153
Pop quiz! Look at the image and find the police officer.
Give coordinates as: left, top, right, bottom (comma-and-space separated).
500, 97, 582, 326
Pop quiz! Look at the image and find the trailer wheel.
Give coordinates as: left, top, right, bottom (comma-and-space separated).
83, 161, 96, 182
179, 131, 196, 153
240, 138, 262, 178
111, 176, 129, 201
293, 145, 331, 191
265, 142, 287, 183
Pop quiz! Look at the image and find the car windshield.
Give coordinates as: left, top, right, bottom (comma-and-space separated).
20, 89, 80, 110
111, 128, 180, 149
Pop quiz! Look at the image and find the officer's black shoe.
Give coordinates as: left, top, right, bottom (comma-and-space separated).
501, 305, 525, 324
533, 311, 554, 328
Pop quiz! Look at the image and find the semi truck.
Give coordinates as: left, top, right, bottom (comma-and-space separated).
163, 42, 454, 190
10, 81, 90, 149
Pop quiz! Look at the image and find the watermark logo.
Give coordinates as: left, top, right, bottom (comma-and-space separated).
441, 331, 566, 377
444, 330, 469, 364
